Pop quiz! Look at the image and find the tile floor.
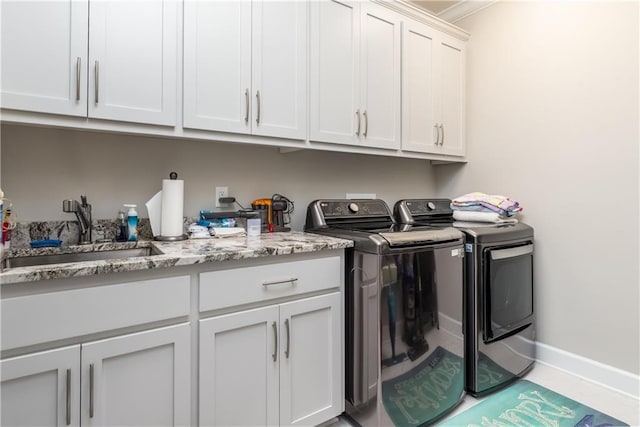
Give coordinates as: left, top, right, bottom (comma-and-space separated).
331, 362, 640, 426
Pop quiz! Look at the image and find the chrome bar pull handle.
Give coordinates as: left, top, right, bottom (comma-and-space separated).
66, 369, 71, 425
89, 363, 95, 418
434, 124, 439, 145
244, 89, 249, 124
256, 90, 261, 125
262, 277, 298, 287
94, 61, 99, 104
363, 110, 368, 138
272, 322, 278, 362
285, 319, 290, 359
356, 109, 361, 136
76, 58, 81, 102
440, 124, 445, 145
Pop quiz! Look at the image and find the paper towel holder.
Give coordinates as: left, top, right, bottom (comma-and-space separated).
153, 171, 188, 241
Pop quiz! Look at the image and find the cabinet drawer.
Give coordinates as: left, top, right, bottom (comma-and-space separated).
200, 255, 341, 312
1, 276, 190, 351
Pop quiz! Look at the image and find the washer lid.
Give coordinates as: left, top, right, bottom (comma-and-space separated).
378, 227, 464, 246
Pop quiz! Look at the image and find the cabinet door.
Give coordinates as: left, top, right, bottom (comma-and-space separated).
0, 0, 88, 116
80, 324, 190, 427
252, 0, 307, 140
401, 19, 438, 153
437, 34, 466, 157
183, 0, 252, 133
279, 292, 343, 426
309, 0, 360, 146
200, 306, 279, 427
360, 4, 401, 150
88, 0, 177, 126
1, 345, 80, 427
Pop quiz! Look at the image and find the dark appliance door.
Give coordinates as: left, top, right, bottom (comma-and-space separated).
483, 243, 534, 343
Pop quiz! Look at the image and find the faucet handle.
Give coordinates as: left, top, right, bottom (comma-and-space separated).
80, 195, 88, 207
63, 200, 77, 212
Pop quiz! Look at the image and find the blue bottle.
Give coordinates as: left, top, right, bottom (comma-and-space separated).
124, 204, 138, 241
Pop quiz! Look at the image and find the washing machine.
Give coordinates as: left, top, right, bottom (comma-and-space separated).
395, 199, 536, 397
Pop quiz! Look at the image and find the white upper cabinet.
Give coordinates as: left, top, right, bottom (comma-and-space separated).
310, 1, 401, 150
438, 34, 466, 156
1, 0, 178, 126
88, 1, 178, 126
183, 0, 307, 139
360, 3, 402, 150
0, 0, 89, 117
402, 19, 466, 156
309, 0, 361, 146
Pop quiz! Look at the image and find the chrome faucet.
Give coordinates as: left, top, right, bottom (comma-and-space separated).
63, 196, 92, 245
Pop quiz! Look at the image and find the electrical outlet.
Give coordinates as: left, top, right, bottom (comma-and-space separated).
346, 193, 376, 199
215, 186, 229, 208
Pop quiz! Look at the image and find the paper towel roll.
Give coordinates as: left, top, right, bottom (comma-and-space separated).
160, 179, 184, 237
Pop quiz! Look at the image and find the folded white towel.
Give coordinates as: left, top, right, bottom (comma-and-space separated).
452, 210, 518, 224
210, 227, 246, 238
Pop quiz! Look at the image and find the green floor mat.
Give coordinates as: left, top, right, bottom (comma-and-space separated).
382, 346, 465, 427
437, 379, 628, 427
476, 351, 517, 393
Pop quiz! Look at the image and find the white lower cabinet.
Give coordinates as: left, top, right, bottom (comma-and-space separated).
1, 323, 190, 427
1, 345, 81, 427
200, 292, 342, 427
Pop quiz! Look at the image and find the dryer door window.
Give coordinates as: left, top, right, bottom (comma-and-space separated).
483, 243, 534, 343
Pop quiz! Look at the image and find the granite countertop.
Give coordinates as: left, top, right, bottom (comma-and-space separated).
0, 231, 353, 285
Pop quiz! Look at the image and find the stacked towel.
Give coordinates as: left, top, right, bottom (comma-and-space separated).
451, 192, 522, 224
188, 223, 247, 239
210, 227, 246, 238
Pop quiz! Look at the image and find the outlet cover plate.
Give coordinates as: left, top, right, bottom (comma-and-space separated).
346, 193, 376, 199
215, 186, 229, 208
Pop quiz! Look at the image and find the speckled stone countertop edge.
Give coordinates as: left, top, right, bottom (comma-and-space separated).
0, 231, 353, 285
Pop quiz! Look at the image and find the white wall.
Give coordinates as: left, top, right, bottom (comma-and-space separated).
436, 1, 639, 374
0, 124, 437, 230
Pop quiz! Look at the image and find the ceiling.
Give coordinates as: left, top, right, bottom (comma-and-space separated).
410, 0, 458, 15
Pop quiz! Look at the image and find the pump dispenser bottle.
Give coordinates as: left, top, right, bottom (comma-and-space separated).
115, 210, 127, 242
124, 204, 138, 241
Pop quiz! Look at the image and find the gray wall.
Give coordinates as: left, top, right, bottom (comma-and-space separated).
0, 124, 437, 231
435, 1, 639, 374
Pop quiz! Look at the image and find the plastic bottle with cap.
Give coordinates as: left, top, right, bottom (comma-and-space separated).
115, 210, 127, 242
124, 204, 138, 241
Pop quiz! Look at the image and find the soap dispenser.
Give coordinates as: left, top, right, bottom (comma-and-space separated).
115, 210, 127, 242
124, 204, 138, 241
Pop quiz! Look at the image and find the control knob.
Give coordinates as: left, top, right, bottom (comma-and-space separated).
348, 203, 359, 213
426, 201, 436, 211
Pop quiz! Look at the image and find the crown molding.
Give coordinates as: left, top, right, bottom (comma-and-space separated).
379, 0, 470, 40
438, 0, 498, 23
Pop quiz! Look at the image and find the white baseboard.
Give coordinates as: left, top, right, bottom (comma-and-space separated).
536, 342, 640, 400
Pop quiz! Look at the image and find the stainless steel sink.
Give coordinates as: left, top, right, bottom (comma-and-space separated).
2, 247, 162, 269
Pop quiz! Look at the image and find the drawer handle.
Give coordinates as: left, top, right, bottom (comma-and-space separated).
262, 277, 298, 287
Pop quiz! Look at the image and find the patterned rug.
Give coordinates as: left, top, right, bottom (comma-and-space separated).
437, 379, 628, 427
382, 346, 465, 427
381, 347, 523, 427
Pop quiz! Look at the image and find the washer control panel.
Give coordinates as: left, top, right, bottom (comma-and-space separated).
318, 200, 390, 218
